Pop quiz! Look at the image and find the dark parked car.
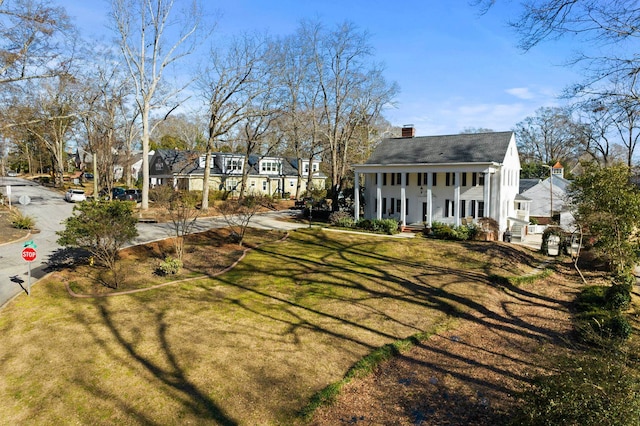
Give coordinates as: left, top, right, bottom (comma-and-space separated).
99, 187, 126, 200
117, 189, 142, 202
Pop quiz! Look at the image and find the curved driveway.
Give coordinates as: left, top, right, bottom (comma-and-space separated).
0, 178, 305, 309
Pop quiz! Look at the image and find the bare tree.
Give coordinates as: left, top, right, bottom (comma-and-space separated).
18, 75, 79, 187
273, 25, 327, 201
199, 34, 266, 211
514, 106, 584, 165
151, 113, 206, 151
76, 53, 132, 195
110, 0, 203, 210
575, 101, 619, 166
216, 194, 267, 247
310, 21, 398, 209
0, 0, 75, 87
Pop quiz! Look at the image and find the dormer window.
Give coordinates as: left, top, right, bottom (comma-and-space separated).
303, 161, 318, 174
225, 158, 242, 173
260, 160, 281, 174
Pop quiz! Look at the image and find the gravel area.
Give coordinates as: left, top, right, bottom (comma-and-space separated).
311, 261, 586, 425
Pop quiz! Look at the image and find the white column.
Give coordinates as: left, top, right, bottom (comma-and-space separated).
454, 172, 461, 227
354, 172, 360, 220
376, 172, 382, 220
483, 171, 491, 218
400, 173, 406, 225
427, 172, 433, 227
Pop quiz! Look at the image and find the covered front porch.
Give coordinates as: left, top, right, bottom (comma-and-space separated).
352, 166, 498, 228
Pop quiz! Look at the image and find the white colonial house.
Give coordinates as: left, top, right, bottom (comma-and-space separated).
149, 149, 325, 197
353, 129, 525, 233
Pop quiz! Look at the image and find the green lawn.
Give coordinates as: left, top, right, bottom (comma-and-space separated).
0, 229, 540, 425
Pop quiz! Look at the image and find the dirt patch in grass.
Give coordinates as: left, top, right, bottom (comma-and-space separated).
0, 230, 584, 425
65, 227, 285, 295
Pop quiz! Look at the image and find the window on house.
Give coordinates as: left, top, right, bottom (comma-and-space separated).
405, 173, 409, 186
390, 198, 395, 214
472, 172, 477, 186
225, 158, 242, 172
261, 161, 280, 173
479, 173, 485, 186
396, 198, 401, 214
417, 172, 422, 186
383, 173, 387, 186
391, 173, 395, 186
396, 172, 402, 185
470, 200, 476, 218
462, 173, 467, 186
445, 172, 456, 186
460, 200, 466, 218
445, 199, 451, 217
432, 172, 437, 186
226, 179, 238, 191
262, 181, 267, 191
382, 198, 387, 215
375, 173, 378, 185
478, 201, 485, 217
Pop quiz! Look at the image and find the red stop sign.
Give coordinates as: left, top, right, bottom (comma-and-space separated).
22, 247, 37, 262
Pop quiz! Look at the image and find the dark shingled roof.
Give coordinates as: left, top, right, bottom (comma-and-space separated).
365, 131, 514, 165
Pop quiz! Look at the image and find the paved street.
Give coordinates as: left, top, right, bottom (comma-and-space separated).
0, 178, 306, 309
0, 178, 74, 308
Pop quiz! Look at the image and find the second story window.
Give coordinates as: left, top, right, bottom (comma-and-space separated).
225, 158, 242, 173
261, 160, 280, 174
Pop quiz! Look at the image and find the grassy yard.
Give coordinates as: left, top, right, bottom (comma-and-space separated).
0, 228, 544, 425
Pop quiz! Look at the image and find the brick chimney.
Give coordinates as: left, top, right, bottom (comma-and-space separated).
402, 124, 415, 138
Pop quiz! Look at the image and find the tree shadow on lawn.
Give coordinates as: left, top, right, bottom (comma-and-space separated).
248, 232, 573, 345
66, 230, 575, 424
212, 232, 576, 416
77, 298, 239, 426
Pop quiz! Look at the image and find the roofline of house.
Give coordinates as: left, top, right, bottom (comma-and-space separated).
353, 161, 504, 169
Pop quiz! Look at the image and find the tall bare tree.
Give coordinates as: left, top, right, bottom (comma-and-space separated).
273, 26, 324, 200
76, 51, 134, 195
199, 34, 266, 211
110, 0, 203, 210
311, 21, 399, 209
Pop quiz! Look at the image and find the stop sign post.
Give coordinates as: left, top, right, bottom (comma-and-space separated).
21, 241, 37, 296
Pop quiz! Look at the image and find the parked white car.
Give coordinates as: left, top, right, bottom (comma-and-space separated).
64, 189, 86, 203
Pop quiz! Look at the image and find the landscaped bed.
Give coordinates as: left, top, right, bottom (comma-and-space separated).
0, 227, 599, 424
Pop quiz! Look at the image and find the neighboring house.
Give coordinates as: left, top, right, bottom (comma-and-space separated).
73, 147, 93, 171
149, 149, 326, 197
352, 129, 523, 233
520, 161, 575, 229
126, 150, 150, 182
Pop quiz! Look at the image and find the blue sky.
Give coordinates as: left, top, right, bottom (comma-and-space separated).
60, 0, 582, 136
